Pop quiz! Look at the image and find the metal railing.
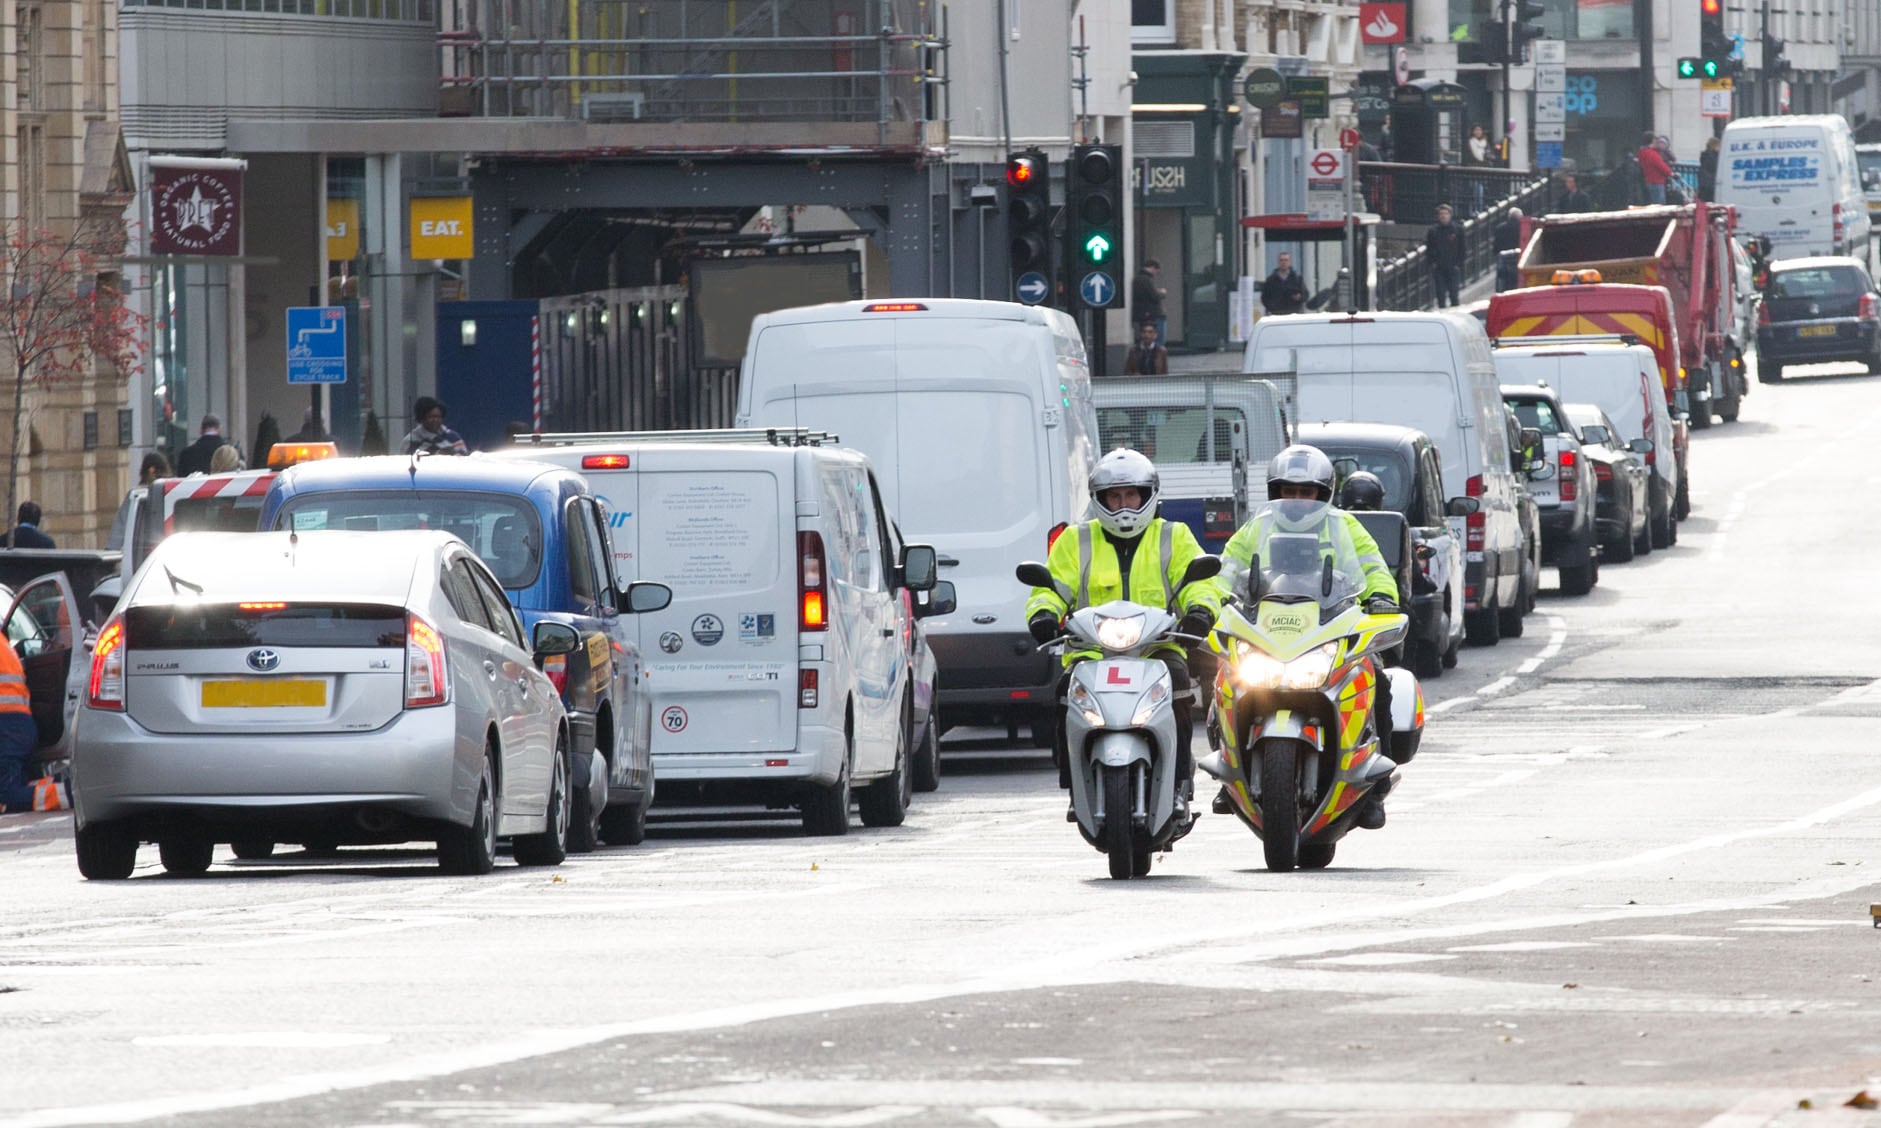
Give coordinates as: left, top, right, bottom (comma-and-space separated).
1372, 174, 1556, 312
437, 0, 941, 133
124, 0, 433, 18
1356, 163, 1540, 225
538, 287, 745, 433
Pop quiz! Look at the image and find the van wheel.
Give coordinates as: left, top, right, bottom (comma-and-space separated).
1558, 559, 1594, 597
803, 733, 853, 837
1674, 473, 1692, 521
230, 839, 275, 860
859, 700, 914, 829
1759, 362, 1783, 383
1499, 574, 1527, 636
913, 710, 941, 793
567, 747, 603, 854
1688, 401, 1713, 430
1028, 713, 1055, 749
76, 820, 138, 880
598, 798, 648, 847
1442, 632, 1460, 668
1717, 393, 1740, 422
1411, 638, 1443, 680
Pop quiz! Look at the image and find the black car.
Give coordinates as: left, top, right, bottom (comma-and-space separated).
1755, 256, 1881, 379
1300, 422, 1468, 679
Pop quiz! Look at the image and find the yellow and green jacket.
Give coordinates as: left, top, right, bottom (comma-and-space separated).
1218, 509, 1399, 605
1026, 517, 1225, 629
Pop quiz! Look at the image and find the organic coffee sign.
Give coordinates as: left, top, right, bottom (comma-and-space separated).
150, 160, 244, 256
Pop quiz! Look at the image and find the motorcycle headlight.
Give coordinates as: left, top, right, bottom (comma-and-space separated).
1129, 680, 1171, 727
1094, 615, 1145, 651
1233, 642, 1285, 689
1280, 642, 1339, 690
1068, 680, 1103, 727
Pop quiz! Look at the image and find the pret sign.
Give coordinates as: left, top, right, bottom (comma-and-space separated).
150, 158, 245, 257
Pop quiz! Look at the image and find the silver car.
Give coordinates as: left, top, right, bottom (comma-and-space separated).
61, 529, 579, 879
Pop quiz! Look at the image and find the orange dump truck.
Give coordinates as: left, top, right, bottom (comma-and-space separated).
1509, 202, 1748, 427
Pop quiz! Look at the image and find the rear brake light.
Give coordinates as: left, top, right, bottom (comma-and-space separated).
238, 602, 287, 612
800, 668, 819, 708
1862, 294, 1879, 321
405, 613, 448, 708
863, 303, 928, 313
1558, 449, 1578, 502
1465, 475, 1484, 552
1047, 521, 1068, 549
88, 616, 126, 711
1834, 203, 1845, 244
542, 654, 568, 696
799, 531, 828, 632
581, 454, 630, 470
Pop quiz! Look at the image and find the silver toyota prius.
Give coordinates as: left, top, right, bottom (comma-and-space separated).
68, 529, 579, 879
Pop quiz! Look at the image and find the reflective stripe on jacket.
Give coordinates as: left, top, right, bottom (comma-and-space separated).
0, 642, 31, 717
1025, 516, 1224, 623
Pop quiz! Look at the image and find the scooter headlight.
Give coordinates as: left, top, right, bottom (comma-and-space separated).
1129, 680, 1171, 727
1094, 614, 1145, 651
1068, 679, 1103, 727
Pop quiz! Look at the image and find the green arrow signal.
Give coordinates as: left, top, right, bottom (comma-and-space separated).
1083, 233, 1112, 262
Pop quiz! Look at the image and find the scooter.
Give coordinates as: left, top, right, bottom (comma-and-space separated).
1016, 556, 1220, 880
1200, 499, 1425, 872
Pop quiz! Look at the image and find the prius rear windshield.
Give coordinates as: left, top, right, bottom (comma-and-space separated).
126, 603, 406, 650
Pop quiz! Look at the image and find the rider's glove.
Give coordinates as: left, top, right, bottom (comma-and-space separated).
1028, 613, 1061, 644
1176, 608, 1215, 639
1364, 595, 1400, 615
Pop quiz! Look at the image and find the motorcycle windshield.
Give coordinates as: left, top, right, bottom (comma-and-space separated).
1246, 499, 1365, 615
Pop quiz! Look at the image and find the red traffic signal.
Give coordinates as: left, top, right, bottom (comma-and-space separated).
1006, 157, 1040, 187
1700, 0, 1722, 13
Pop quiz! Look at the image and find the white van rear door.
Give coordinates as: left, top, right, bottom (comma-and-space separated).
627, 451, 798, 755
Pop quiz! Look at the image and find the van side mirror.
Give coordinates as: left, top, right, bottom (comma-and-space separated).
1446, 496, 1481, 517
533, 621, 581, 659
1179, 555, 1222, 587
618, 581, 672, 615
1628, 437, 1654, 454
915, 580, 956, 618
1519, 426, 1543, 453
1015, 561, 1054, 588
899, 544, 938, 592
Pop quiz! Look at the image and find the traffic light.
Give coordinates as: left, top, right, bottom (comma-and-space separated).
1762, 31, 1789, 74
1006, 148, 1051, 287
1510, 0, 1546, 63
1478, 19, 1510, 65
1067, 143, 1122, 308
1677, 56, 1725, 79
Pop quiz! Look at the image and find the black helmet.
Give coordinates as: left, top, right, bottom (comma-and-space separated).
1338, 470, 1386, 511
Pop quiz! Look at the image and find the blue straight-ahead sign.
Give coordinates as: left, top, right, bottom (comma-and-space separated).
286, 305, 348, 385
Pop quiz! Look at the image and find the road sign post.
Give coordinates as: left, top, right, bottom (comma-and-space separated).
286, 306, 348, 385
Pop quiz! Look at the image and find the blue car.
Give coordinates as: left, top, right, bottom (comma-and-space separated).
260, 455, 671, 851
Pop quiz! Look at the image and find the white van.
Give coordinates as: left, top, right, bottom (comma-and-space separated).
1491, 341, 1678, 550
1717, 115, 1871, 257
496, 435, 942, 836
1243, 311, 1531, 646
1091, 375, 1291, 551
735, 299, 1101, 744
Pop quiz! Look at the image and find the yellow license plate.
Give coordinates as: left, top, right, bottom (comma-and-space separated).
201, 679, 327, 708
1798, 324, 1838, 338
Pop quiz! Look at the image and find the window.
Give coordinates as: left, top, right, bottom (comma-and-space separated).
1507, 397, 1563, 434
467, 560, 525, 649
443, 558, 494, 633
17, 6, 42, 112
277, 490, 544, 589
565, 499, 598, 606
581, 500, 616, 604
852, 471, 885, 593
1132, 0, 1174, 43
83, 412, 99, 451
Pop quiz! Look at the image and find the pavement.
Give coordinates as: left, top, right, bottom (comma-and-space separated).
4, 361, 1881, 1128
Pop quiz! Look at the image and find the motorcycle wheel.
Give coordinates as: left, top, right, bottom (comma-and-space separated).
1131, 844, 1153, 877
1103, 766, 1134, 880
1299, 842, 1337, 869
1259, 742, 1302, 872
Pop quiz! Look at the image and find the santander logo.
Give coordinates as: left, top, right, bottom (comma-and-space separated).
1359, 2, 1406, 43
1366, 10, 1398, 37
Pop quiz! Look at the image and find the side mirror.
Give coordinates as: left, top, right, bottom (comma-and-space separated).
1526, 458, 1553, 478
900, 544, 938, 592
1446, 496, 1481, 517
916, 580, 956, 618
1519, 426, 1543, 452
1178, 555, 1222, 587
1015, 561, 1054, 588
618, 581, 672, 614
1628, 437, 1655, 454
533, 620, 581, 658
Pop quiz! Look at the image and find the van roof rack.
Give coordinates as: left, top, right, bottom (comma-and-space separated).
518, 427, 841, 448
1491, 333, 1642, 348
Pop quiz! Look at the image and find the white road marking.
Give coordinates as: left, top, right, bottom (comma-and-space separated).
1446, 941, 1595, 953
1480, 677, 1516, 696
1429, 697, 1476, 713
1303, 952, 1458, 966
132, 1033, 391, 1049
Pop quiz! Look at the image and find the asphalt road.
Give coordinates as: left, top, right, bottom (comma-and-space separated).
7, 363, 1881, 1128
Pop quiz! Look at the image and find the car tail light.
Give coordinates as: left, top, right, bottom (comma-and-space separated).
405, 613, 449, 708
1834, 203, 1845, 246
1862, 293, 1879, 322
541, 653, 569, 696
1047, 521, 1068, 549
1465, 474, 1484, 552
1758, 301, 1770, 327
88, 616, 126, 711
800, 668, 819, 708
581, 453, 630, 470
863, 302, 928, 313
1593, 461, 1612, 482
1558, 449, 1578, 502
799, 531, 828, 632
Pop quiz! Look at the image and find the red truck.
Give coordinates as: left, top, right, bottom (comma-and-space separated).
1511, 202, 1749, 428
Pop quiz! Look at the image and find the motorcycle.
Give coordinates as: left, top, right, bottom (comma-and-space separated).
1200, 499, 1425, 872
1015, 556, 1220, 880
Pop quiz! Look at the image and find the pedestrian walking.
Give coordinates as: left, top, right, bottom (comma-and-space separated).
1698, 137, 1720, 202
1259, 252, 1309, 316
174, 414, 232, 476
138, 451, 172, 487
1121, 321, 1168, 375
1425, 204, 1465, 309
1494, 207, 1525, 292
1131, 260, 1168, 348
403, 396, 469, 456
1638, 131, 1674, 205
286, 408, 330, 443
0, 502, 53, 549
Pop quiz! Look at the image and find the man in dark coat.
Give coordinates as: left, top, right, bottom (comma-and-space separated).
1425, 204, 1464, 308
1259, 252, 1309, 316
0, 503, 54, 549
174, 414, 232, 476
1131, 260, 1167, 347
1556, 173, 1596, 214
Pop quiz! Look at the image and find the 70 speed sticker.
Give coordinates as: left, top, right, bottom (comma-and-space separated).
660, 705, 689, 734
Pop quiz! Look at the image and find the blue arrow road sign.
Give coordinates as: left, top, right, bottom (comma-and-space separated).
1080, 271, 1116, 308
1015, 271, 1049, 305
286, 305, 347, 385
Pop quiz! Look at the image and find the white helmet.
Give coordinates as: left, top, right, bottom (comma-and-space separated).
1266, 444, 1336, 502
1088, 448, 1161, 539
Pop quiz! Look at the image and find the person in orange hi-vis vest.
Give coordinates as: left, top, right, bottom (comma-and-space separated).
0, 640, 60, 812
